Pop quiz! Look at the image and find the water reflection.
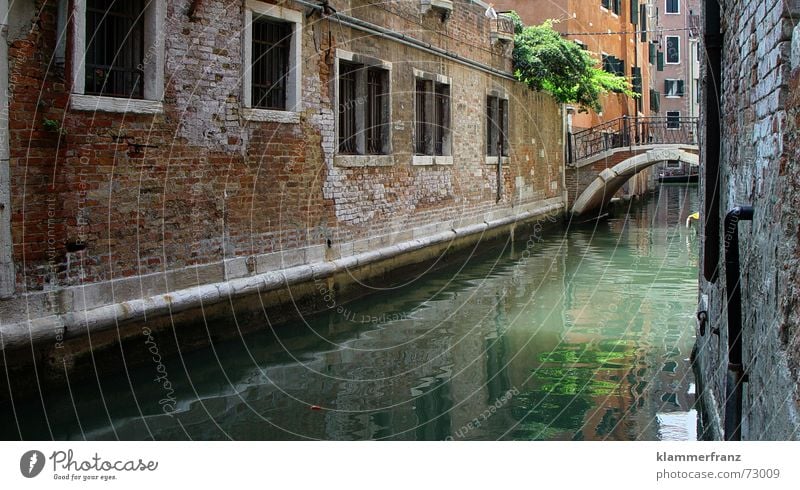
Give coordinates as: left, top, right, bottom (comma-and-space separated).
1, 186, 700, 441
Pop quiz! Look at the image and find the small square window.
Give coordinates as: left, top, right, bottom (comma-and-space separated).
665, 79, 685, 97
666, 0, 680, 14
666, 111, 681, 129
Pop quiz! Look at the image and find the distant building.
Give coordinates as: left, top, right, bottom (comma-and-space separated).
495, 0, 654, 132
648, 0, 701, 128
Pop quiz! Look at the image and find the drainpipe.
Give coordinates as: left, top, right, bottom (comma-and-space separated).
722, 205, 754, 441
702, 0, 722, 282
0, 0, 14, 298
294, 0, 515, 81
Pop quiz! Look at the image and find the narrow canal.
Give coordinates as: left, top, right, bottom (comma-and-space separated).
2, 185, 700, 441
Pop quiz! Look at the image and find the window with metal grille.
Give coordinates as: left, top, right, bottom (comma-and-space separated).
414, 79, 450, 156
666, 111, 681, 129
85, 0, 145, 98
666, 0, 679, 14
666, 36, 680, 63
486, 96, 509, 157
337, 60, 390, 155
251, 18, 291, 110
338, 62, 358, 154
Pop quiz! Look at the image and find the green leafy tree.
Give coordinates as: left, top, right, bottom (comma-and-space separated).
508, 15, 636, 113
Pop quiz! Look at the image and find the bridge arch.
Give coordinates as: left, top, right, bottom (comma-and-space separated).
571, 148, 699, 216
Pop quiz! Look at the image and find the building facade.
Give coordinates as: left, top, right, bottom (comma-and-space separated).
495, 0, 653, 132
648, 0, 701, 128
695, 0, 800, 440
0, 0, 566, 385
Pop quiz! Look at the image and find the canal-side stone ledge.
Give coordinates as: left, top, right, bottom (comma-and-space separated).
0, 198, 565, 352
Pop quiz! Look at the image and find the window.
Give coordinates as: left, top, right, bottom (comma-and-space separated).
666, 0, 679, 14
650, 89, 660, 112
665, 79, 685, 97
602, 0, 621, 14
666, 111, 681, 129
85, 0, 145, 98
602, 54, 625, 76
242, 1, 302, 121
666, 36, 680, 63
251, 18, 291, 110
632, 67, 643, 112
666, 160, 682, 169
336, 55, 391, 156
486, 95, 509, 157
70, 0, 165, 113
414, 72, 451, 158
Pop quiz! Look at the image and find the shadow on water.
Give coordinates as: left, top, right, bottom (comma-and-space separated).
1, 185, 701, 441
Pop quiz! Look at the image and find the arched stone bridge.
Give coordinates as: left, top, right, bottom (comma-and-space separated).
565, 116, 700, 216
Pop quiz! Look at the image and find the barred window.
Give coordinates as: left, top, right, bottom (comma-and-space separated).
667, 111, 681, 129
414, 79, 450, 156
486, 95, 509, 157
337, 60, 390, 155
85, 0, 145, 98
251, 18, 291, 110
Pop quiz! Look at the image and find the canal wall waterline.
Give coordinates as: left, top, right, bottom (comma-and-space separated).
0, 198, 565, 394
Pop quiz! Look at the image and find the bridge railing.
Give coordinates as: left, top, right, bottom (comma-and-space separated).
568, 116, 699, 164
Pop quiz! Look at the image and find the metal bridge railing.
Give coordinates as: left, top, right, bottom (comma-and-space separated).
567, 116, 699, 164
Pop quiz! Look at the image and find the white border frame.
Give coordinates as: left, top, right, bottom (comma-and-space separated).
242, 0, 303, 122
70, 0, 165, 114
664, 79, 683, 98
665, 35, 681, 64
666, 110, 681, 130
665, 0, 681, 15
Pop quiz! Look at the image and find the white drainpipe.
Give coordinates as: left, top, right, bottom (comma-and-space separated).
0, 0, 14, 298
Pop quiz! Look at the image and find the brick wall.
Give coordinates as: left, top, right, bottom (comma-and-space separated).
696, 0, 800, 440
3, 1, 563, 313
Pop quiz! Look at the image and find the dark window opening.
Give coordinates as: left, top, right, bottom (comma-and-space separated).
415, 79, 450, 156
666, 36, 680, 63
251, 18, 291, 110
338, 61, 389, 155
666, 111, 681, 129
338, 62, 358, 154
487, 96, 509, 157
666, 0, 679, 14
85, 0, 145, 98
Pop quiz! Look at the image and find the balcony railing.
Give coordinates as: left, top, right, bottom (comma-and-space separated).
568, 116, 699, 164
490, 15, 515, 43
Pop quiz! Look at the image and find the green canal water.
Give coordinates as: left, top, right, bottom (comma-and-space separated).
2, 186, 700, 441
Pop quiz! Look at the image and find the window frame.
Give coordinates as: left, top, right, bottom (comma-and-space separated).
664, 79, 685, 98
70, 0, 165, 114
485, 90, 510, 164
412, 69, 452, 166
665, 35, 681, 64
333, 50, 393, 167
242, 0, 303, 123
665, 0, 680, 15
666, 111, 681, 130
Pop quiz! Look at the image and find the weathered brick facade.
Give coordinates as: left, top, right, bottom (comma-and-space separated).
0, 1, 564, 378
696, 0, 800, 439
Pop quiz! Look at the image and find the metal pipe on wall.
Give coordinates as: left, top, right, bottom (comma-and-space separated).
723, 205, 754, 441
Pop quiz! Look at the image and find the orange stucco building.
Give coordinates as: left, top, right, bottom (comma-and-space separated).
495, 0, 653, 132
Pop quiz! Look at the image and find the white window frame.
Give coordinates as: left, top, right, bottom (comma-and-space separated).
666, 111, 681, 130
412, 68, 452, 166
70, 0, 165, 114
333, 49, 394, 167
242, 0, 303, 123
665, 0, 680, 15
665, 79, 683, 98
665, 35, 681, 64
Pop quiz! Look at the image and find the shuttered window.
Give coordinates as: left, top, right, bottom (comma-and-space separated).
487, 96, 509, 157
415, 79, 451, 156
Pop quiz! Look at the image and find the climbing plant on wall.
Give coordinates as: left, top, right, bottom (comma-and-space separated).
507, 14, 636, 113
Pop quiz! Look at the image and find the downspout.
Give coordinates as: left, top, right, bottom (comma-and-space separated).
0, 0, 14, 298
702, 0, 722, 282
722, 205, 754, 441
